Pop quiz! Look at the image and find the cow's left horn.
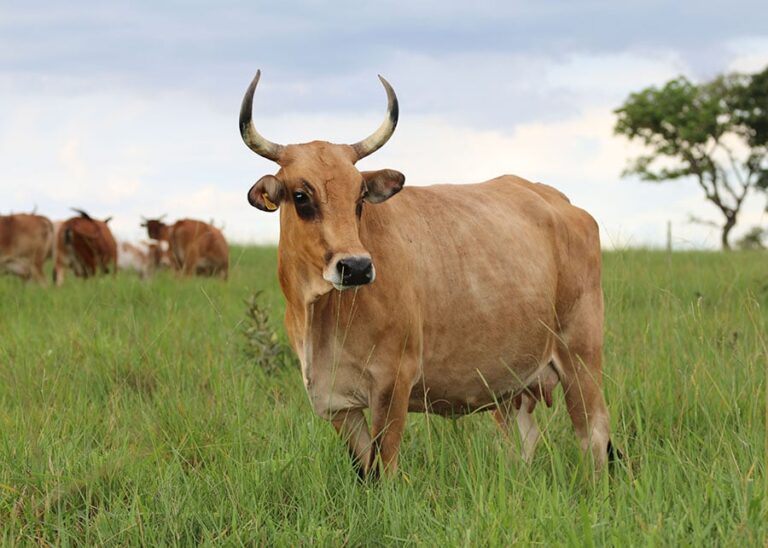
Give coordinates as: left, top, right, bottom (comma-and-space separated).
351, 75, 399, 161
239, 70, 284, 162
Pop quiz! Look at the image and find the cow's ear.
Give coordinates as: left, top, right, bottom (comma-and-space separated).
361, 169, 405, 204
248, 175, 285, 212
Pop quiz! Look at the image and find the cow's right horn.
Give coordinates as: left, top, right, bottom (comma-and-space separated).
239, 70, 284, 162
350, 75, 399, 161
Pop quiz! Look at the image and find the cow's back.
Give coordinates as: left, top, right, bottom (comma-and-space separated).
170, 220, 228, 275
0, 214, 54, 260
58, 216, 116, 276
0, 216, 12, 252
0, 214, 54, 282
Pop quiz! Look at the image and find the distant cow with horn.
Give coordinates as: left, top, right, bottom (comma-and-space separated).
239, 70, 618, 478
54, 209, 118, 286
142, 217, 228, 279
0, 213, 54, 284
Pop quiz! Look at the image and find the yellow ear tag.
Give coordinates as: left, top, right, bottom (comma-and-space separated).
262, 192, 278, 211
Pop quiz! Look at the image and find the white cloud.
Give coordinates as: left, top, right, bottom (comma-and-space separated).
726, 37, 768, 72
1, 44, 766, 251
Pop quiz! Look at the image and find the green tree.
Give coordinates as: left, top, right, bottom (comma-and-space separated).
615, 68, 768, 250
735, 226, 766, 250
732, 66, 768, 195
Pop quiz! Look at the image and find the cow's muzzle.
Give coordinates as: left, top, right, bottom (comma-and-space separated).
325, 255, 375, 289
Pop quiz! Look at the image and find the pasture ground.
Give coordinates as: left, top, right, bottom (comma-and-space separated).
1, 248, 766, 545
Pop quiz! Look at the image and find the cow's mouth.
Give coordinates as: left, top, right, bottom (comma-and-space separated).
332, 278, 375, 292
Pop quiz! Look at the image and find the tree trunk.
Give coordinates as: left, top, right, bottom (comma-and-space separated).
721, 215, 736, 251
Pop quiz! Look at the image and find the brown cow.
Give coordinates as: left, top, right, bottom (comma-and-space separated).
0, 213, 54, 284
142, 218, 228, 279
239, 71, 618, 478
53, 209, 117, 286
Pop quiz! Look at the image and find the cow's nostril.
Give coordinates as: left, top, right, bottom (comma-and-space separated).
336, 257, 373, 286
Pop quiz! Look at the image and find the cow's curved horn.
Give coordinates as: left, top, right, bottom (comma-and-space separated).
351, 75, 399, 161
239, 70, 284, 162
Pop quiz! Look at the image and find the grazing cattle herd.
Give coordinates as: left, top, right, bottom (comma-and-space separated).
0, 208, 229, 285
1, 71, 618, 481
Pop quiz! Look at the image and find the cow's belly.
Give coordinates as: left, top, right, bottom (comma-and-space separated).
410, 355, 553, 416
410, 328, 555, 416
0, 256, 32, 276
410, 274, 557, 415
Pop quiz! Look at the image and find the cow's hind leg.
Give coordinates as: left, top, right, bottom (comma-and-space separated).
182, 251, 200, 277
554, 290, 612, 471
493, 394, 541, 464
332, 409, 374, 480
53, 260, 65, 286
31, 260, 47, 286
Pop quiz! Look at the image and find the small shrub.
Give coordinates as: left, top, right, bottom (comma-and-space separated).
736, 226, 766, 250
241, 291, 297, 373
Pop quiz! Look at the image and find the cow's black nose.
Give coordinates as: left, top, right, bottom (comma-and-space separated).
336, 257, 373, 286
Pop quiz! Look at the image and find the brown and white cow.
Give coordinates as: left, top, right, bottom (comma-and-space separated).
142, 218, 228, 279
117, 239, 173, 278
0, 213, 54, 284
53, 209, 118, 286
239, 71, 618, 478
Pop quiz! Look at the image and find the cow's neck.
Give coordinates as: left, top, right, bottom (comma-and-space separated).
157, 225, 171, 242
277, 246, 362, 342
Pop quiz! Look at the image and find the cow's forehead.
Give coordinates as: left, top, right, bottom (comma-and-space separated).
279, 142, 360, 189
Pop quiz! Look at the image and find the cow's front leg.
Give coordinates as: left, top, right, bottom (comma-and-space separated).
332, 409, 373, 479
370, 377, 412, 477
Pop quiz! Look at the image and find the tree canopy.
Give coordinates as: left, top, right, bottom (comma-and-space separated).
614, 67, 768, 250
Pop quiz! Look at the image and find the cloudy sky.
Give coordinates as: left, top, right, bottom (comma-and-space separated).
2, 1, 768, 247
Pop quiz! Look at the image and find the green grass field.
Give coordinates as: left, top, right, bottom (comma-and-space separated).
1, 248, 766, 545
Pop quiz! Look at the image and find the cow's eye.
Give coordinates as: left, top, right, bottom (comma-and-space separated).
293, 191, 316, 220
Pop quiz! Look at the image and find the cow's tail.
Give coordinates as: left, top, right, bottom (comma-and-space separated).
607, 439, 623, 467
53, 225, 70, 285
